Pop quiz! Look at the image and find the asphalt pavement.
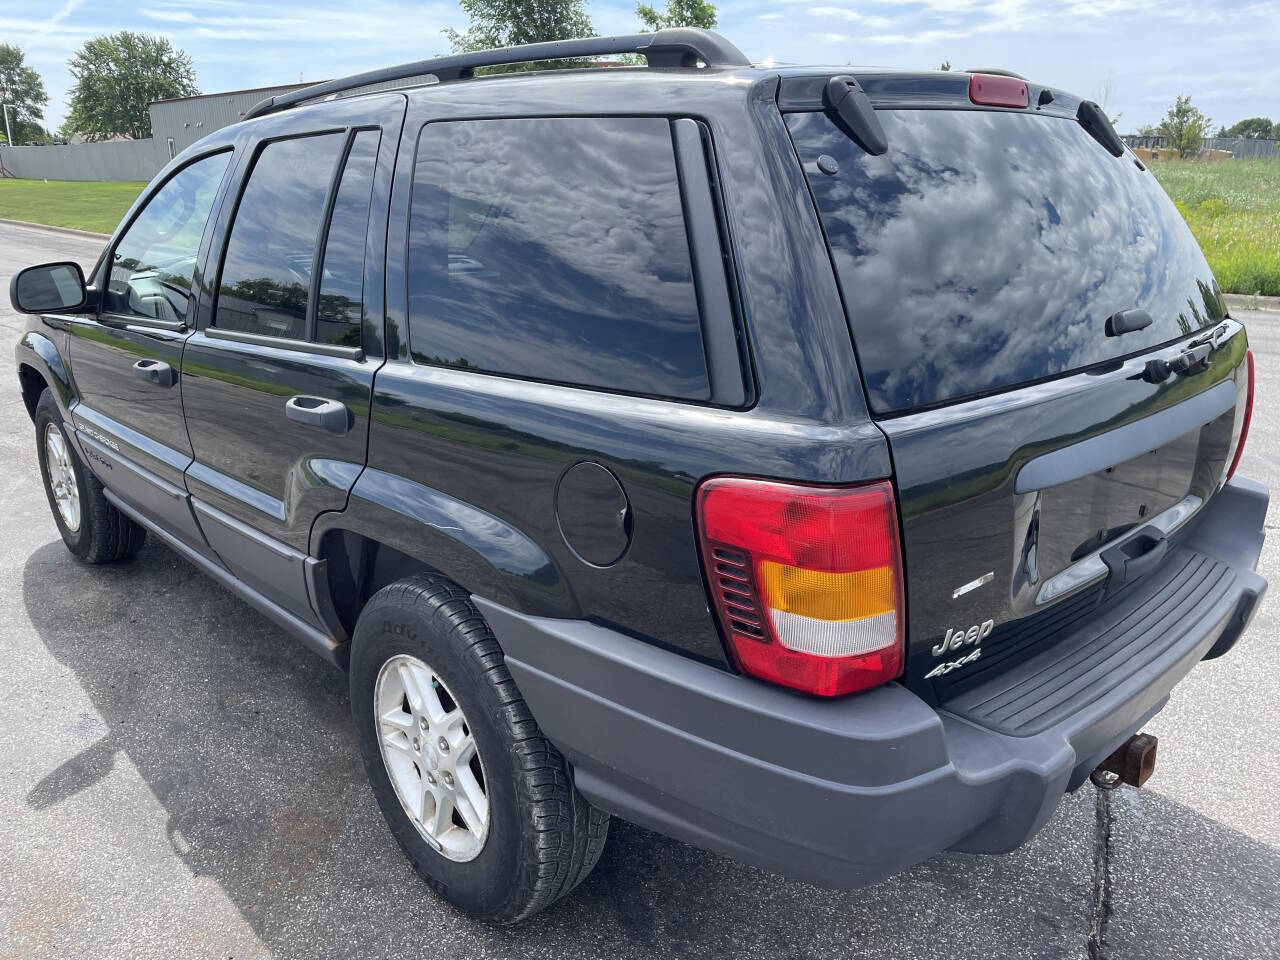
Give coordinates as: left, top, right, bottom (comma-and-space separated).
0, 219, 1277, 959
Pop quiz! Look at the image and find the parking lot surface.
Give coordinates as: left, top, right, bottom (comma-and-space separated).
0, 220, 1277, 959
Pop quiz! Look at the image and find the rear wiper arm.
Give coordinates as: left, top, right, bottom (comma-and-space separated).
1142, 323, 1228, 383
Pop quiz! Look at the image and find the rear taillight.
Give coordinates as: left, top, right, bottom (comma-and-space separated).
696, 478, 905, 697
1227, 350, 1255, 480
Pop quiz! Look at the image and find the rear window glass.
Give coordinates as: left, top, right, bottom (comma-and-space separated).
788, 109, 1226, 414
407, 117, 709, 400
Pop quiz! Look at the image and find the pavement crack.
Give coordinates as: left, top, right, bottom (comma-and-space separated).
1087, 784, 1116, 960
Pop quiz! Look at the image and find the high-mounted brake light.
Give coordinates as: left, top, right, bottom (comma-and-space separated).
696, 478, 905, 697
968, 73, 1028, 108
1227, 350, 1255, 480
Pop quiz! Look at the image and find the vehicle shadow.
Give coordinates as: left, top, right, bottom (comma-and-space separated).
20, 539, 1280, 960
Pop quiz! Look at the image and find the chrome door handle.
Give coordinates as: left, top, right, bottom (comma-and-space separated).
132, 358, 177, 387
284, 395, 350, 434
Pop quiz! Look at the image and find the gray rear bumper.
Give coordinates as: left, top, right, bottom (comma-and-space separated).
474, 476, 1267, 888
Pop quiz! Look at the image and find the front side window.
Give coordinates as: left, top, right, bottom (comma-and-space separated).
407, 117, 709, 400
103, 151, 230, 323
214, 133, 346, 340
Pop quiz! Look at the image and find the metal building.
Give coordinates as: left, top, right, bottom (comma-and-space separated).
148, 83, 313, 159
0, 73, 440, 181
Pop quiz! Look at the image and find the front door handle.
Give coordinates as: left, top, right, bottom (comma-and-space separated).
284, 395, 351, 434
132, 358, 177, 387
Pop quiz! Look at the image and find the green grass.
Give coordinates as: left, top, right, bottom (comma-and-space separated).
1150, 157, 1280, 297
0, 178, 146, 234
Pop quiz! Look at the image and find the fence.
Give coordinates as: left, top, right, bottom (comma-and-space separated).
1122, 135, 1280, 159
0, 138, 166, 182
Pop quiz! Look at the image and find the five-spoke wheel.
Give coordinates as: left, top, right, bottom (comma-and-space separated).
43, 422, 81, 533
375, 654, 490, 861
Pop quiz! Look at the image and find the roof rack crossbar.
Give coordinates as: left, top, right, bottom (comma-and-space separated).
242, 28, 751, 121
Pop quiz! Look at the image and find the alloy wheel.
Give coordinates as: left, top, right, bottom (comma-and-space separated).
373, 654, 491, 861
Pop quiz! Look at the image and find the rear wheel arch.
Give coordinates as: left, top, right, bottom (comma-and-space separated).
315, 527, 442, 637
310, 487, 581, 635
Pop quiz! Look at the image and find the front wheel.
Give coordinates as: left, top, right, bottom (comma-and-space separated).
349, 573, 609, 924
34, 389, 146, 563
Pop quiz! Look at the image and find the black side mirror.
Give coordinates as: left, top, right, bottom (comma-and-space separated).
10, 261, 88, 314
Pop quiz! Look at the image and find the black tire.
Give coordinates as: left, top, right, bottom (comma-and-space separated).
349, 573, 609, 924
34, 389, 146, 564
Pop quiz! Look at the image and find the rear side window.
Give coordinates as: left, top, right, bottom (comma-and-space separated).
407, 117, 709, 400
215, 132, 346, 340
788, 109, 1226, 414
317, 130, 381, 347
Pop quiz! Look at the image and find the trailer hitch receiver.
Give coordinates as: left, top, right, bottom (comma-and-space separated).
1092, 732, 1158, 789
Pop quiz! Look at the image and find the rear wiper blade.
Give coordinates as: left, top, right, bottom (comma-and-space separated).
1184, 322, 1229, 350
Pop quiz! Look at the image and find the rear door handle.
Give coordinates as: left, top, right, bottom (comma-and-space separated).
284, 395, 351, 434
132, 358, 177, 387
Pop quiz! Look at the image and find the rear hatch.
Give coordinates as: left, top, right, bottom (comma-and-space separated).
782, 73, 1252, 704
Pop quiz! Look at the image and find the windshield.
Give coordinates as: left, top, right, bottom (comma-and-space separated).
787, 109, 1226, 414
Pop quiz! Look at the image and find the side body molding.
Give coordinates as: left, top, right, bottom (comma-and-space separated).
312, 467, 577, 617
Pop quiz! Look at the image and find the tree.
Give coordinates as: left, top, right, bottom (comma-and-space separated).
938, 60, 951, 71
1220, 116, 1275, 140
0, 44, 49, 143
64, 32, 198, 141
1158, 95, 1212, 159
1134, 123, 1158, 138
636, 0, 716, 31
445, 0, 594, 62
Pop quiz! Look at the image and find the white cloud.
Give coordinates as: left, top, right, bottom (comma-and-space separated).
809, 6, 891, 27
3, 0, 1275, 133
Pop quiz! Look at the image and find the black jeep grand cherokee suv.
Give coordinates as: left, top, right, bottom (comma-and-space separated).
12, 30, 1267, 923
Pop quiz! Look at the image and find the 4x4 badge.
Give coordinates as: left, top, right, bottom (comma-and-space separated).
925, 648, 981, 680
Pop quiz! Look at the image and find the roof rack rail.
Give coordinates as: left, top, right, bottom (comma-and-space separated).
963, 67, 1028, 80
243, 28, 752, 121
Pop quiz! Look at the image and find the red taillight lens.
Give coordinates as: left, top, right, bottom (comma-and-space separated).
1227, 350, 1255, 480
968, 73, 1028, 108
696, 477, 905, 697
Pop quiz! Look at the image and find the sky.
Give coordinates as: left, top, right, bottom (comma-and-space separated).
4, 0, 1278, 135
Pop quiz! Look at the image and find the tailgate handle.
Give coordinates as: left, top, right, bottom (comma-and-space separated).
1105, 308, 1152, 337
1101, 526, 1168, 592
